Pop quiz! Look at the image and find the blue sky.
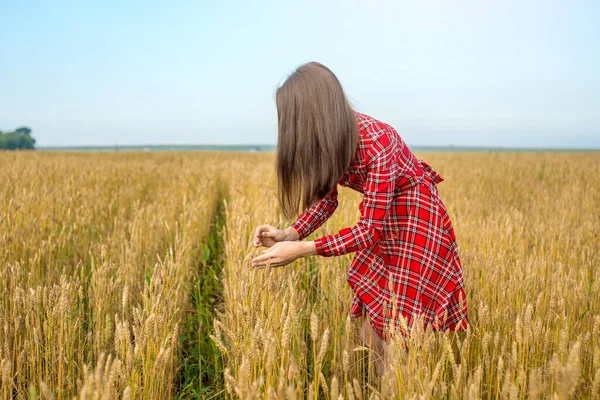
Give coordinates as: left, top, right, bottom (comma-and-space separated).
1, 0, 598, 148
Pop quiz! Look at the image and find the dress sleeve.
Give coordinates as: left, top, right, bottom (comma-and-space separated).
290, 184, 339, 241
313, 132, 398, 257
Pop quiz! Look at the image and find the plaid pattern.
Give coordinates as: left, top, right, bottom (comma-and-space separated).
291, 112, 468, 339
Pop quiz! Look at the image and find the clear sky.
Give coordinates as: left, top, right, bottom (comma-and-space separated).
1, 0, 598, 148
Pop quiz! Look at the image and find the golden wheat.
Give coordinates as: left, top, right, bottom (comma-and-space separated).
215, 152, 600, 399
0, 152, 222, 399
1, 151, 599, 399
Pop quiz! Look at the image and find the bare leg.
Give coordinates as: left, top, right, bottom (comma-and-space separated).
359, 316, 386, 377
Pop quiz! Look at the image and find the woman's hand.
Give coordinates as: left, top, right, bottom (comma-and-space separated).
253, 225, 299, 248
252, 241, 316, 268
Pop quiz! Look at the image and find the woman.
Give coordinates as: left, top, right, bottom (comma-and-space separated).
251, 62, 468, 374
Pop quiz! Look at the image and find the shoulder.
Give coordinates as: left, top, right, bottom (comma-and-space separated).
354, 111, 402, 161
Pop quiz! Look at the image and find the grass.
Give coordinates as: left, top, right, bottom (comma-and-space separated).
177, 179, 227, 399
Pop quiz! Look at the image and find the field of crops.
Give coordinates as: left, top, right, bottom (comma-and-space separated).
1, 151, 599, 399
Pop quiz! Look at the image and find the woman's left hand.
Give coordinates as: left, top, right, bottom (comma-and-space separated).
251, 241, 316, 268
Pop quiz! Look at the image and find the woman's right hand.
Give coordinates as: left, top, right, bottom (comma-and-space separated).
253, 225, 297, 248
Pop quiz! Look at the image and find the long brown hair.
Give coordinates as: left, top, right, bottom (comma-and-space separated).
275, 62, 358, 219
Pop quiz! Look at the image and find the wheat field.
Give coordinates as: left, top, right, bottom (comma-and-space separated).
0, 151, 599, 399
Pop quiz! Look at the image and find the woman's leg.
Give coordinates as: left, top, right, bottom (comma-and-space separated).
359, 316, 387, 377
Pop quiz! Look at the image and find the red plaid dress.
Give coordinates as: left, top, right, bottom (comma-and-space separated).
292, 112, 468, 340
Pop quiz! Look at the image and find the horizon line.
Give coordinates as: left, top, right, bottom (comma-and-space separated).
36, 143, 600, 152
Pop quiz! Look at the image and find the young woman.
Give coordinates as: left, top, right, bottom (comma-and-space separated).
251, 62, 468, 374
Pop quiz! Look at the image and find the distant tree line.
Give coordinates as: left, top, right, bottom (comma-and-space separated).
0, 127, 36, 150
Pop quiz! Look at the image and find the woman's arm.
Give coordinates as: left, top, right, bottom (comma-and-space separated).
251, 132, 397, 268
251, 239, 317, 268
313, 132, 398, 257
251, 185, 338, 268
289, 184, 339, 241
253, 187, 337, 249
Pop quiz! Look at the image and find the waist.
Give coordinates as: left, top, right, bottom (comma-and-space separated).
392, 167, 442, 196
